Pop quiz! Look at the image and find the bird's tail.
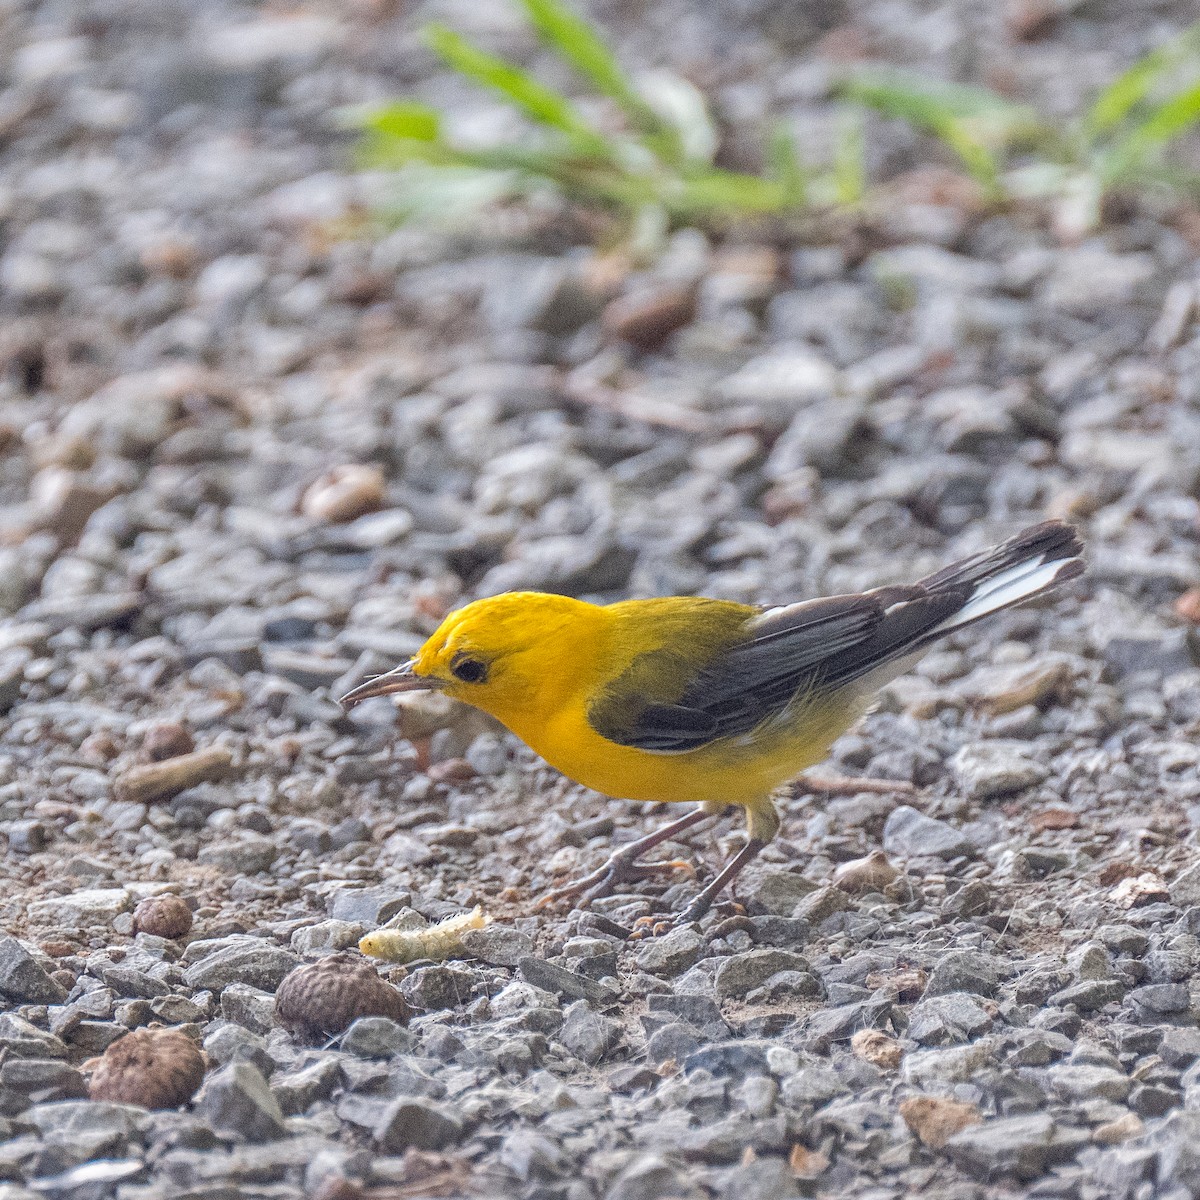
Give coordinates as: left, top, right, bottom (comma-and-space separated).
827, 521, 1084, 691
870, 520, 1083, 659
907, 520, 1084, 645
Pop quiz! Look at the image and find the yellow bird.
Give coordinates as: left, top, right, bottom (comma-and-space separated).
340, 521, 1083, 924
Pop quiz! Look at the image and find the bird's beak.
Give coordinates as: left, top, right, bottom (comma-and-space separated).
338, 661, 441, 710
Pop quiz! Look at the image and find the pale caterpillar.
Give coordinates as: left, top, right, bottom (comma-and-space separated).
358, 905, 489, 963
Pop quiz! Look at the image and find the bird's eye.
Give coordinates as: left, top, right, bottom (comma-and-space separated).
450, 656, 488, 684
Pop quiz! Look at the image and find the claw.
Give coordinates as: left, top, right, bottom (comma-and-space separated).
536, 856, 695, 911
629, 915, 675, 940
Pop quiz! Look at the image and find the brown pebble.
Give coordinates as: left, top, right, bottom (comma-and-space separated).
899, 1095, 982, 1150
80, 730, 122, 762
29, 431, 96, 471
1029, 807, 1078, 832
132, 894, 193, 940
865, 967, 928, 1003
1175, 588, 1200, 624
27, 466, 117, 545
602, 284, 697, 351
308, 1178, 365, 1200
834, 850, 899, 894
1006, 0, 1064, 40
88, 1028, 206, 1109
850, 1028, 903, 1070
142, 721, 195, 762
328, 269, 391, 306
302, 464, 385, 523
275, 952, 410, 1043
1094, 1111, 1144, 1145
961, 655, 1073, 715
139, 235, 199, 278
426, 758, 476, 784
113, 746, 233, 804
38, 940, 78, 958
788, 1143, 830, 1179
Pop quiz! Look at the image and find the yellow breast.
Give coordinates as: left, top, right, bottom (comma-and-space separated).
507, 690, 862, 807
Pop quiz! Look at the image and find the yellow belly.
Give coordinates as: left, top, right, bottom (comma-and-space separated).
511, 692, 863, 808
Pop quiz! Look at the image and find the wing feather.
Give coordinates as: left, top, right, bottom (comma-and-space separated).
588, 596, 883, 752
586, 521, 1083, 754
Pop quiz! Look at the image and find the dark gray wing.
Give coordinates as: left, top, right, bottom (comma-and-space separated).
587, 595, 890, 752
587, 520, 1084, 755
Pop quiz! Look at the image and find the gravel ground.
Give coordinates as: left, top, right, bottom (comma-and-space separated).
3, 2, 1200, 1199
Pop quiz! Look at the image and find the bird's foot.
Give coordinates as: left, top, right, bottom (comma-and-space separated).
628, 903, 711, 940
629, 835, 767, 936
536, 854, 695, 909
629, 893, 736, 939
797, 773, 915, 797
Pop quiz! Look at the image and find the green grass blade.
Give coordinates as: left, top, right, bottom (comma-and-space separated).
1087, 48, 1177, 139
841, 71, 1035, 130
1085, 25, 1200, 139
841, 72, 1008, 188
831, 109, 866, 206
519, 0, 644, 119
672, 169, 791, 216
1129, 80, 1200, 146
1102, 81, 1200, 182
767, 122, 807, 206
518, 0, 688, 163
356, 101, 442, 141
423, 23, 608, 153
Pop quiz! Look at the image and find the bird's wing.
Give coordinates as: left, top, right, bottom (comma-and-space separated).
588, 520, 1084, 754
587, 595, 885, 752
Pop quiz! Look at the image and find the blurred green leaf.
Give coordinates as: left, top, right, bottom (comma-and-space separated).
843, 71, 1040, 145
423, 23, 607, 153
1087, 45, 1179, 139
359, 101, 442, 142
831, 109, 866, 206
767, 122, 807, 207
356, 0, 815, 237
840, 71, 1042, 191
520, 0, 645, 118
1124, 80, 1200, 151
1099, 81, 1200, 183
673, 169, 790, 215
1085, 25, 1200, 139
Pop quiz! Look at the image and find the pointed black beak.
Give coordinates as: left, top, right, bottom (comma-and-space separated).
338, 661, 441, 710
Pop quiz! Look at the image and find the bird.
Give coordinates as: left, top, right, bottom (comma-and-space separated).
340, 520, 1083, 925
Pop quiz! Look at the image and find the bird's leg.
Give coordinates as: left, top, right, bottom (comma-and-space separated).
666, 796, 778, 928
796, 773, 915, 797
536, 805, 715, 909
673, 837, 766, 926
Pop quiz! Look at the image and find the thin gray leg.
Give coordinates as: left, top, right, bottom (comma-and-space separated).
537, 805, 716, 908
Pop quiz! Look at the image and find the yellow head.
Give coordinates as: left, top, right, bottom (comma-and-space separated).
339, 591, 608, 731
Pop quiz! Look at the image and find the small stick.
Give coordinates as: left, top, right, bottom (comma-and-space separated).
795, 773, 916, 797
113, 747, 233, 804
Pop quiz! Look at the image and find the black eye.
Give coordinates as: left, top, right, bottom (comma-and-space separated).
450, 656, 488, 684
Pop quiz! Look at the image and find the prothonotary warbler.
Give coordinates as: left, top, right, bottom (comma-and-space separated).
340, 521, 1083, 925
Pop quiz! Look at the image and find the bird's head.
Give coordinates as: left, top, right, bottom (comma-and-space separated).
338, 591, 604, 728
